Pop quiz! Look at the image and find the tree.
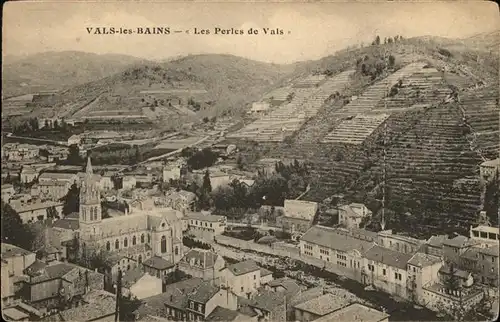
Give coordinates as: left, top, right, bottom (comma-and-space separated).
388, 55, 396, 68
53, 120, 59, 130
66, 144, 83, 165
202, 170, 212, 194
375, 35, 381, 45
61, 183, 80, 215
443, 264, 461, 295
1, 201, 34, 249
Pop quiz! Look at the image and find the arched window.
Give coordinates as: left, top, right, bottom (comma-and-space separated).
115, 239, 120, 250
148, 234, 151, 243
138, 255, 142, 264
89, 207, 94, 220
106, 241, 111, 251
124, 238, 128, 248
141, 234, 145, 243
94, 206, 99, 220
175, 246, 179, 256
127, 264, 131, 271
82, 208, 86, 221
132, 236, 137, 245
161, 236, 167, 253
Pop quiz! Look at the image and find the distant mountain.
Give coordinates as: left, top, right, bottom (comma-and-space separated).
2, 51, 152, 98
28, 54, 295, 120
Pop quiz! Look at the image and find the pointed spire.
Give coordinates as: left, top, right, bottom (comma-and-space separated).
86, 157, 93, 176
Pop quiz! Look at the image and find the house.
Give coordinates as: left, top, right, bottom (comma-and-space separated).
248, 290, 287, 321
264, 277, 301, 294
135, 278, 238, 321
185, 212, 227, 241
178, 248, 225, 281
164, 190, 197, 214
338, 203, 372, 229
142, 255, 176, 279
376, 230, 425, 254
293, 293, 352, 322
425, 235, 448, 257
4, 144, 40, 161
67, 135, 81, 146
19, 261, 104, 314
122, 267, 162, 299
122, 176, 137, 190
20, 165, 49, 184
479, 158, 499, 183
39, 289, 116, 322
442, 235, 481, 266
406, 252, 443, 304
162, 164, 182, 182
1, 244, 37, 305
38, 172, 78, 200
278, 200, 318, 236
1, 184, 15, 201
313, 303, 390, 322
470, 225, 499, 243
362, 245, 414, 299
220, 260, 261, 298
249, 102, 270, 114
300, 225, 375, 283
206, 305, 258, 322
10, 201, 63, 224
259, 268, 273, 285
184, 281, 238, 321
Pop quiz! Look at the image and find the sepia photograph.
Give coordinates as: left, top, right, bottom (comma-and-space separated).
1, 1, 499, 321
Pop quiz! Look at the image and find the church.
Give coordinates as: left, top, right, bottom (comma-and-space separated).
70, 158, 185, 271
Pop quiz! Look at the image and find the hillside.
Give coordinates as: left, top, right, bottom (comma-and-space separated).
2, 51, 151, 98
27, 54, 294, 124
229, 34, 499, 238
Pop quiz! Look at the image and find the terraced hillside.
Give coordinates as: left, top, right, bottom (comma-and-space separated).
226, 70, 354, 142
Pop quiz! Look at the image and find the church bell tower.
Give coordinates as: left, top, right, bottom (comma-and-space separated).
79, 157, 102, 238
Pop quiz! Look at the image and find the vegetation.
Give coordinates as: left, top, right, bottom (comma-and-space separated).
185, 148, 219, 170
1, 201, 34, 249
61, 183, 80, 215
211, 160, 310, 220
182, 236, 211, 249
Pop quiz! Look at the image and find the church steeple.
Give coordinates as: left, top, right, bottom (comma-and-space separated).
79, 157, 102, 229
86, 157, 93, 176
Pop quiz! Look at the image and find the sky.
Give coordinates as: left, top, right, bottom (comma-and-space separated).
3, 1, 499, 64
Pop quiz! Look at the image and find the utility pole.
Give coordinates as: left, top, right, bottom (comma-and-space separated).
115, 269, 122, 322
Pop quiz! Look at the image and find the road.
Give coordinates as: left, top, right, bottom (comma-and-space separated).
4, 132, 68, 146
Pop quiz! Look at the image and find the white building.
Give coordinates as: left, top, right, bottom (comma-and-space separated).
338, 203, 372, 229
185, 212, 227, 241
219, 260, 262, 298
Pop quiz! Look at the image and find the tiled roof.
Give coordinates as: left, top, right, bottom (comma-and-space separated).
181, 249, 219, 268
143, 256, 175, 270
3, 308, 29, 321
460, 248, 479, 261
11, 201, 63, 213
477, 244, 499, 257
293, 293, 351, 316
1, 243, 33, 259
250, 290, 285, 312
39, 172, 76, 181
442, 235, 479, 248
289, 287, 324, 307
439, 265, 471, 280
138, 278, 203, 317
52, 213, 80, 230
427, 235, 448, 248
122, 267, 146, 288
314, 303, 390, 322
227, 260, 260, 276
301, 226, 375, 253
59, 290, 116, 321
260, 267, 273, 277
266, 277, 301, 294
187, 280, 220, 304
363, 245, 414, 270
407, 252, 442, 267
24, 260, 48, 276
339, 204, 369, 218
206, 306, 242, 321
